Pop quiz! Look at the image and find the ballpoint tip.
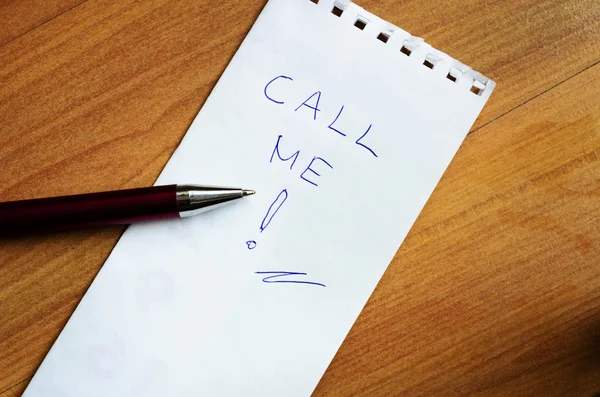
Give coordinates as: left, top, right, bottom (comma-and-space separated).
242, 189, 256, 196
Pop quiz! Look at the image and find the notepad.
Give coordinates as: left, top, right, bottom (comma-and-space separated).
24, 0, 494, 395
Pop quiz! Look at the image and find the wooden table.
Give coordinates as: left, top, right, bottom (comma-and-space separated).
1, 0, 599, 395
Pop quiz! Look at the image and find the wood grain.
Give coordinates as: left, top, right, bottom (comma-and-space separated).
360, 0, 600, 130
0, 0, 84, 46
0, 0, 599, 395
0, 379, 28, 397
314, 60, 600, 397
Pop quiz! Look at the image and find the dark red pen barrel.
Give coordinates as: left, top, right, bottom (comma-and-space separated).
0, 185, 179, 233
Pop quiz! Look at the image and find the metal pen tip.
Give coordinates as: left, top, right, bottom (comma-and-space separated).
242, 189, 256, 196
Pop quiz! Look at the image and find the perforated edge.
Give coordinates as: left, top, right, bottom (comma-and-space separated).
309, 0, 496, 98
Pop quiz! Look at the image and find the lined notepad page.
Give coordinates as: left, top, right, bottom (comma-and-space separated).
25, 0, 494, 395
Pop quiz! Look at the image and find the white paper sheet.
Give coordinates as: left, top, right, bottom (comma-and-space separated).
24, 0, 494, 395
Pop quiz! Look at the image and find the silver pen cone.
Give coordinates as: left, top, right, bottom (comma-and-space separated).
176, 185, 255, 218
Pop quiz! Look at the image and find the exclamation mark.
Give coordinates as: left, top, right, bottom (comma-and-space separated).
246, 188, 288, 250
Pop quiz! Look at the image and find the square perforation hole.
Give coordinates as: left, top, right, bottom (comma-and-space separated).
332, 6, 343, 16
377, 33, 390, 43
470, 80, 485, 95
354, 19, 367, 30
446, 68, 460, 82
423, 59, 435, 69
400, 45, 412, 56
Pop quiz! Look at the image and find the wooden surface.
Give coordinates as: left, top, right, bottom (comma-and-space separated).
0, 0, 599, 395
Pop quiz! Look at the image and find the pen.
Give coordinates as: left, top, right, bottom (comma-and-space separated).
0, 184, 255, 233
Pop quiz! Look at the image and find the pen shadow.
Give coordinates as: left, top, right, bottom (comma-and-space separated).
0, 226, 128, 269
0, 224, 127, 243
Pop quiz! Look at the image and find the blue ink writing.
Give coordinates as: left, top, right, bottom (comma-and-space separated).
294, 91, 321, 121
327, 105, 346, 136
355, 124, 378, 157
251, 74, 382, 286
264, 75, 293, 104
270, 135, 300, 170
263, 75, 380, 161
255, 271, 326, 288
268, 136, 333, 186
260, 189, 288, 233
300, 156, 333, 187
